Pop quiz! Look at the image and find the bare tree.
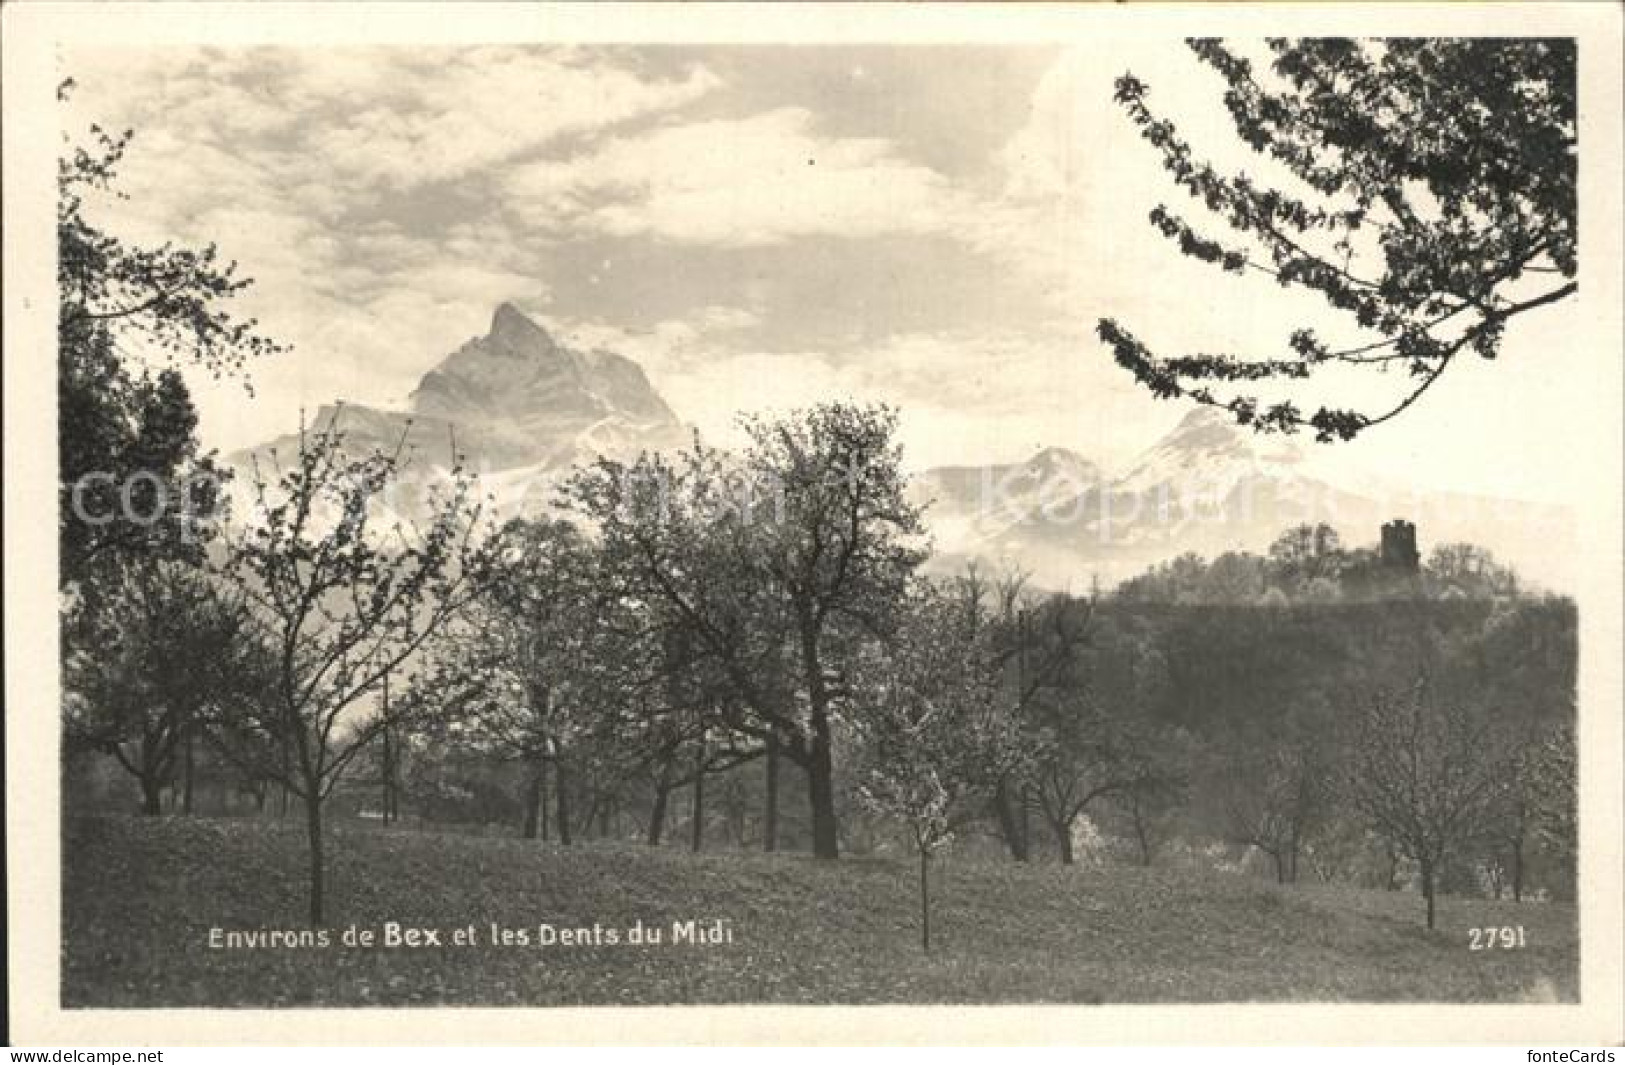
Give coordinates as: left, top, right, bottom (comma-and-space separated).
980, 568, 1072, 862
215, 420, 487, 923
1220, 735, 1330, 884
852, 582, 1025, 950
1344, 681, 1505, 929
1031, 701, 1164, 865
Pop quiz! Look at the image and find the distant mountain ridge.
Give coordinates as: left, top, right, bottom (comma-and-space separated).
233, 305, 1574, 593
911, 407, 1575, 594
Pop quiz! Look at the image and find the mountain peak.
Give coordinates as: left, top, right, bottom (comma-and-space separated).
1023, 446, 1103, 482
489, 301, 552, 351
1166, 404, 1244, 443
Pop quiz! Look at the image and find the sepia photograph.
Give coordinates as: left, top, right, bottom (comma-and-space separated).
4, 0, 1622, 1048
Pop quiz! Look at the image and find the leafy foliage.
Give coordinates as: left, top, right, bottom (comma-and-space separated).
568, 402, 927, 858
1100, 39, 1576, 439
57, 117, 282, 583
63, 559, 263, 813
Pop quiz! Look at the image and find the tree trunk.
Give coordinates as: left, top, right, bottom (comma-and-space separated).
1018, 785, 1033, 858
806, 732, 839, 859
539, 760, 550, 842
182, 727, 196, 815
648, 780, 670, 846
522, 760, 543, 840
690, 745, 706, 854
992, 780, 1030, 862
380, 727, 392, 825
1274, 851, 1288, 885
729, 785, 747, 846
1511, 838, 1525, 903
1420, 856, 1437, 930
304, 791, 326, 926
139, 776, 163, 816
1134, 808, 1152, 867
798, 623, 840, 859
919, 845, 931, 953
1055, 814, 1076, 865
554, 759, 572, 846
380, 675, 398, 825
763, 732, 780, 852
279, 742, 292, 818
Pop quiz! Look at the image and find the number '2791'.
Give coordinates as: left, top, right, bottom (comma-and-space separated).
1469, 926, 1527, 950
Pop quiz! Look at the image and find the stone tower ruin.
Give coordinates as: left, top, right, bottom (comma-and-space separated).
1380, 519, 1420, 573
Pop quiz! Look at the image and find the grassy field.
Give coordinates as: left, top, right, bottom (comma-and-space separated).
62, 813, 1577, 1007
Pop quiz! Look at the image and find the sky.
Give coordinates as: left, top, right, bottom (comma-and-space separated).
62, 41, 1590, 503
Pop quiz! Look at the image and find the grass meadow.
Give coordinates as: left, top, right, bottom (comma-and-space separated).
62, 814, 1577, 1007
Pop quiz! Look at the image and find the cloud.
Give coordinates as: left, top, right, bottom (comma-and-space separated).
505, 107, 970, 246
543, 307, 1164, 469
60, 46, 723, 449
70, 46, 722, 193
972, 42, 1404, 357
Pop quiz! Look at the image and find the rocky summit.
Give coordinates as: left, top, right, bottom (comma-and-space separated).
236, 303, 687, 476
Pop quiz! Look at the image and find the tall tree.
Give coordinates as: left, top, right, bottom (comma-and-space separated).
58, 118, 281, 584
970, 568, 1090, 861
1424, 543, 1519, 599
433, 517, 658, 845
1526, 723, 1577, 890
738, 403, 927, 858
1098, 39, 1576, 440
215, 421, 487, 923
1267, 524, 1346, 591
570, 445, 793, 847
571, 402, 925, 859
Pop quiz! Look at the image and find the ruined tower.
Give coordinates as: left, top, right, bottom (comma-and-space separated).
1380, 519, 1420, 573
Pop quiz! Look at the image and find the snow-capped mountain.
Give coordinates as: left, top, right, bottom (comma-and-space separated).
232, 303, 689, 511
907, 447, 1108, 552
1109, 406, 1312, 497
915, 407, 1575, 593
233, 308, 1574, 593
406, 302, 683, 469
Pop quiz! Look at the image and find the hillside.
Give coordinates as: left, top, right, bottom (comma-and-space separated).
63, 814, 1576, 1006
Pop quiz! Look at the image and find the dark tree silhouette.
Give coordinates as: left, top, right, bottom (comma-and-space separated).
1098, 38, 1576, 441
63, 559, 261, 814
58, 115, 283, 583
